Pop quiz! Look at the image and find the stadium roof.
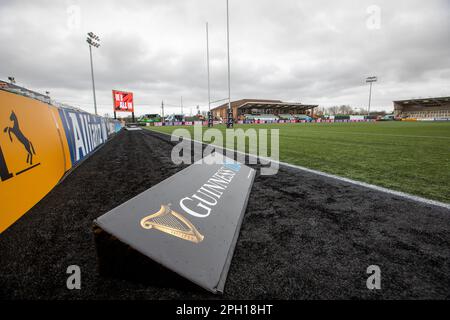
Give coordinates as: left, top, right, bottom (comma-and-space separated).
0, 79, 89, 113
238, 101, 318, 111
0, 80, 50, 101
393, 96, 450, 107
211, 99, 318, 111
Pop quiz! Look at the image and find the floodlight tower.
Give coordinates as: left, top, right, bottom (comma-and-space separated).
206, 22, 213, 127
87, 32, 100, 115
226, 0, 233, 128
181, 96, 183, 115
366, 76, 377, 117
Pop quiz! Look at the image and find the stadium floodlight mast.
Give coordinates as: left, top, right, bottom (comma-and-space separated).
206, 22, 213, 127
366, 76, 377, 117
226, 0, 233, 128
86, 32, 100, 115
181, 96, 183, 115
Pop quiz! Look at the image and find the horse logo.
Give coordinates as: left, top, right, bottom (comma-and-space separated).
3, 111, 36, 165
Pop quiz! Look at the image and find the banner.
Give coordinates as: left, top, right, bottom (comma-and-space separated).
58, 108, 118, 165
0, 89, 122, 233
0, 90, 70, 232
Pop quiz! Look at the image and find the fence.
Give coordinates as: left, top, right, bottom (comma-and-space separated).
0, 89, 122, 232
149, 119, 378, 127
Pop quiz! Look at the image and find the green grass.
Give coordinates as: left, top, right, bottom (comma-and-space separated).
146, 121, 450, 203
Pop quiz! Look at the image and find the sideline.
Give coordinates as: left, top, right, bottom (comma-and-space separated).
302, 130, 450, 140
145, 128, 450, 210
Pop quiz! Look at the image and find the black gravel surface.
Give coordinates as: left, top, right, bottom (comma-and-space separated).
1, 129, 449, 299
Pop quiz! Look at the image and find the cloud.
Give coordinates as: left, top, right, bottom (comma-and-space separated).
0, 0, 449, 116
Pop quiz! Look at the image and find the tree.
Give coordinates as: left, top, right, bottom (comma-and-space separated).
338, 105, 353, 114
328, 106, 339, 115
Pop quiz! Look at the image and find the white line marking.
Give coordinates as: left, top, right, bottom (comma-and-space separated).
247, 169, 253, 179
147, 129, 450, 210
304, 130, 450, 140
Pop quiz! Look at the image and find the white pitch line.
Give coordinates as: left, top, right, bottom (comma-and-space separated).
147, 129, 450, 210
304, 130, 450, 140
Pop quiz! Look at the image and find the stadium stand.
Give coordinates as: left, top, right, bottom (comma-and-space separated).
393, 96, 450, 120
211, 99, 318, 121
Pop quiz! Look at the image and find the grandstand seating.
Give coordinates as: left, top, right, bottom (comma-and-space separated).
393, 97, 450, 120
292, 114, 312, 121
244, 114, 279, 121
278, 114, 295, 120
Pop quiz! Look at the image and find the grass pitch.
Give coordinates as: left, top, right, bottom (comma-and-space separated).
147, 121, 450, 203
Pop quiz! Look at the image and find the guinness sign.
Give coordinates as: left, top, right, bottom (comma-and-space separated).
94, 153, 255, 293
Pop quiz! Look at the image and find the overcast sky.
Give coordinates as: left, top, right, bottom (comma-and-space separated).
1, 0, 449, 116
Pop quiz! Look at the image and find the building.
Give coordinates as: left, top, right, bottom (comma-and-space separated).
211, 99, 318, 121
393, 97, 450, 119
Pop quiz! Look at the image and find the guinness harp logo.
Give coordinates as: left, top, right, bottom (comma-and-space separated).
140, 204, 204, 244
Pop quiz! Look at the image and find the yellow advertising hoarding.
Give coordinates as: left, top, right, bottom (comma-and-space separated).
0, 90, 71, 232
